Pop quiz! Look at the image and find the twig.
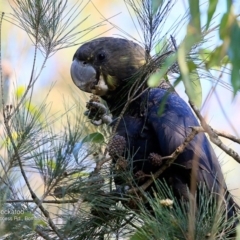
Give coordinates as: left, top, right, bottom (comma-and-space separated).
214, 130, 240, 144
128, 126, 200, 194
71, 197, 83, 217
94, 157, 112, 172
35, 225, 52, 240
32, 168, 72, 213
7, 49, 48, 121
3, 118, 66, 239
190, 102, 240, 163
6, 199, 78, 204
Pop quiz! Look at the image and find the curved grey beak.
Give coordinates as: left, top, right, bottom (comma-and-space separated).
70, 59, 97, 93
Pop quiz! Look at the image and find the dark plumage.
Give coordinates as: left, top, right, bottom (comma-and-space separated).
71, 37, 238, 232
71, 37, 146, 115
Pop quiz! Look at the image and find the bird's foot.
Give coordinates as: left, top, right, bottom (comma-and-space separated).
84, 95, 113, 126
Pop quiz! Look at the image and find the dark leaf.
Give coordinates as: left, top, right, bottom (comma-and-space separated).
82, 132, 105, 144
206, 0, 218, 29
148, 53, 177, 87
188, 0, 201, 35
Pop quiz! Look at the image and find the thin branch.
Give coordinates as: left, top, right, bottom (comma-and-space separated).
6, 199, 78, 204
190, 102, 240, 163
128, 126, 200, 194
35, 226, 52, 240
3, 108, 66, 239
32, 167, 75, 213
214, 129, 240, 144
191, 126, 240, 145
7, 49, 48, 121
94, 157, 112, 173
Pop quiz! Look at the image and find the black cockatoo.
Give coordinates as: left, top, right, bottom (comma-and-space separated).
70, 37, 238, 229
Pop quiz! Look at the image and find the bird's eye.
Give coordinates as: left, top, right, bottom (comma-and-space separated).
98, 53, 105, 61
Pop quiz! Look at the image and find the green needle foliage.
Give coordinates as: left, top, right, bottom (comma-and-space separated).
130, 181, 237, 240
7, 0, 102, 56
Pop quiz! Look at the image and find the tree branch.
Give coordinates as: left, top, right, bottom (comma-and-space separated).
128, 126, 200, 194
6, 199, 78, 204
35, 226, 52, 240
3, 117, 66, 239
190, 102, 240, 163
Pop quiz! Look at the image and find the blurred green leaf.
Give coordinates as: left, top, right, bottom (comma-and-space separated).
229, 21, 240, 94
203, 46, 230, 70
206, 0, 218, 29
33, 218, 48, 228
155, 37, 168, 55
199, 48, 211, 62
219, 12, 231, 40
187, 60, 197, 72
24, 100, 44, 123
24, 101, 38, 115
82, 132, 104, 144
198, 48, 219, 69
178, 37, 202, 107
16, 86, 26, 98
221, 55, 230, 65
148, 72, 162, 87
179, 60, 202, 107
231, 66, 240, 95
71, 171, 89, 178
187, 71, 202, 108
1, 131, 20, 147
148, 53, 177, 87
188, 0, 201, 35
47, 160, 57, 170
218, 8, 240, 94
205, 46, 224, 69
